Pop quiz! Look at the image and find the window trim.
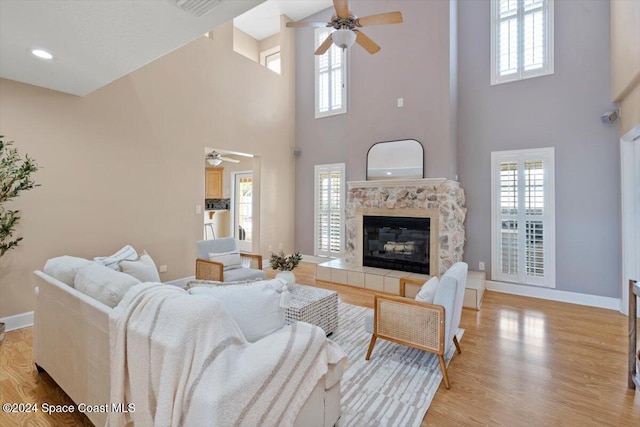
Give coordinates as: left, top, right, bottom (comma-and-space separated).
314, 163, 346, 257
314, 28, 347, 119
490, 0, 555, 85
490, 147, 556, 288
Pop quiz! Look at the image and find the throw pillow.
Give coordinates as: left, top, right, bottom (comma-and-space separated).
43, 256, 93, 287
208, 250, 242, 271
188, 279, 289, 342
75, 263, 141, 308
119, 252, 161, 283
94, 245, 138, 270
415, 276, 439, 303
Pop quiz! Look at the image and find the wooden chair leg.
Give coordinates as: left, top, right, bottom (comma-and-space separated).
365, 335, 377, 360
438, 355, 450, 389
453, 335, 461, 354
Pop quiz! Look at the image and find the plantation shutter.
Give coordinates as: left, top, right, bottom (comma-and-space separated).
315, 28, 346, 118
492, 149, 555, 287
492, 0, 553, 84
314, 164, 345, 257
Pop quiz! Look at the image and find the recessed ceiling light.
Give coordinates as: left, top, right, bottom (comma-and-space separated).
31, 49, 53, 60
386, 172, 393, 175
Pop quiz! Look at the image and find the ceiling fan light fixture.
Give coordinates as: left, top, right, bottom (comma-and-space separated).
332, 29, 356, 49
207, 157, 222, 166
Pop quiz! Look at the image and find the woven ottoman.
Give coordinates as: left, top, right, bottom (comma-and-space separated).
285, 285, 339, 335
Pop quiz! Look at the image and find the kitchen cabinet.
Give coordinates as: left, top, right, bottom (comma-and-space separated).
205, 167, 223, 199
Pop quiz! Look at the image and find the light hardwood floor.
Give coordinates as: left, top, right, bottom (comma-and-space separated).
1, 262, 639, 426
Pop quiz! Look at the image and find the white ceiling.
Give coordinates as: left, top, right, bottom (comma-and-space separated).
0, 0, 333, 97
0, 0, 265, 96
234, 0, 332, 41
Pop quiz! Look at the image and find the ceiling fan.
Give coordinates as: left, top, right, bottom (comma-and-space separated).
206, 151, 240, 166
286, 0, 403, 55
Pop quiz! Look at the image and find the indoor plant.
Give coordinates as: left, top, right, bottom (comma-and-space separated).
0, 135, 39, 342
269, 250, 303, 288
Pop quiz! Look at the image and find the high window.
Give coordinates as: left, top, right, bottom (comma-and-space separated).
315, 28, 347, 118
490, 0, 554, 85
260, 46, 281, 74
314, 163, 345, 257
491, 148, 555, 287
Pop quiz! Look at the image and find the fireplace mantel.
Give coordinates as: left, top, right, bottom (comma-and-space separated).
347, 178, 447, 190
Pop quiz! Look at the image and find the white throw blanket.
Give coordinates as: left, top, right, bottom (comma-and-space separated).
108, 283, 346, 427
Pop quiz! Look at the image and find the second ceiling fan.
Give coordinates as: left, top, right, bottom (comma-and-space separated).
286, 0, 403, 55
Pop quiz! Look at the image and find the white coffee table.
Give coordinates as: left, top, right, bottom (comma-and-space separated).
285, 285, 339, 335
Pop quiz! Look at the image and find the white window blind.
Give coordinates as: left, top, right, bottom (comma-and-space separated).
314, 164, 345, 257
315, 28, 347, 118
491, 148, 555, 287
490, 0, 554, 85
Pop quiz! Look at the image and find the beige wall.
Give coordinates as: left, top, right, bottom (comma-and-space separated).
233, 26, 259, 63
259, 33, 280, 54
611, 0, 640, 134
0, 18, 295, 318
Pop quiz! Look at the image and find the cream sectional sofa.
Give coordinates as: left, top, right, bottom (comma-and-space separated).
33, 268, 344, 427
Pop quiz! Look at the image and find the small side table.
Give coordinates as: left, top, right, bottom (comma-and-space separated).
286, 285, 339, 335
629, 279, 639, 389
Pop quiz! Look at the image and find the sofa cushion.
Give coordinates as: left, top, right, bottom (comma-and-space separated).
208, 250, 242, 271
119, 252, 160, 283
415, 276, 439, 303
188, 279, 288, 342
75, 263, 141, 308
185, 278, 263, 290
43, 256, 93, 287
223, 267, 267, 282
94, 245, 138, 270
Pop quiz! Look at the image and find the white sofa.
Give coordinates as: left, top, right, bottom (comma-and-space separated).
33, 269, 344, 427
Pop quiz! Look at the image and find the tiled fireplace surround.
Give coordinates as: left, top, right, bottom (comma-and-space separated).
316, 178, 475, 300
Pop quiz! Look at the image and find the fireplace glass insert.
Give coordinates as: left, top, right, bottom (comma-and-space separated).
363, 216, 431, 274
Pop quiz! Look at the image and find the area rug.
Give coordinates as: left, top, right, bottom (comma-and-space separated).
330, 301, 464, 427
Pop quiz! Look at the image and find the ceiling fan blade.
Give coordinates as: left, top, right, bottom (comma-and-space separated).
286, 21, 328, 28
315, 33, 334, 55
356, 11, 403, 27
356, 31, 381, 54
333, 0, 350, 19
220, 156, 240, 163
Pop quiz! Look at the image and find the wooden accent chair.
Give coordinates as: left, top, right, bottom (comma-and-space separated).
365, 262, 468, 389
195, 238, 266, 282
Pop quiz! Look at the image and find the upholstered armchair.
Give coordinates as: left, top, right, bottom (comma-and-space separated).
195, 238, 266, 282
365, 262, 468, 389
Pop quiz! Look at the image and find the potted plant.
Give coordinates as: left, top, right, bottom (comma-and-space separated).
0, 135, 39, 342
269, 250, 303, 288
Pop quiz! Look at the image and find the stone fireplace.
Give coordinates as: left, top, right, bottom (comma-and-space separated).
346, 178, 466, 275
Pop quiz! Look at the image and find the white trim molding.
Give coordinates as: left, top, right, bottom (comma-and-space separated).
486, 280, 620, 311
0, 311, 34, 332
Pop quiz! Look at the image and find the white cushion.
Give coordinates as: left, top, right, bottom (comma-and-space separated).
415, 276, 439, 303
74, 263, 141, 308
188, 279, 288, 342
119, 252, 160, 283
208, 250, 242, 271
94, 245, 138, 270
43, 256, 93, 287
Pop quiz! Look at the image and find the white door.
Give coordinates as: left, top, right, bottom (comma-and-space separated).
232, 172, 253, 253
621, 124, 640, 315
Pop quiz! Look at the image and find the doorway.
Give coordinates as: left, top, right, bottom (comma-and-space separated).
232, 171, 253, 253
621, 123, 640, 315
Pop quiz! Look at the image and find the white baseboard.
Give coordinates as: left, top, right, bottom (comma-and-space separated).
301, 254, 332, 264
486, 281, 621, 311
0, 311, 34, 331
